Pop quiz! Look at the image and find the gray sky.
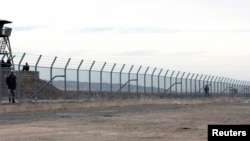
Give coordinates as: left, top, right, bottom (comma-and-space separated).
1, 0, 250, 80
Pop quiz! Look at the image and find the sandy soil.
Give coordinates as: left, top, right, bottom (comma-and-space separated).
0, 100, 250, 141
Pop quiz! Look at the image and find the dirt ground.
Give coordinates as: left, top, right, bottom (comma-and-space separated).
0, 99, 250, 141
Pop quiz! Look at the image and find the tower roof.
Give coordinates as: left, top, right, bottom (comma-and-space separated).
0, 19, 12, 28
0, 19, 12, 24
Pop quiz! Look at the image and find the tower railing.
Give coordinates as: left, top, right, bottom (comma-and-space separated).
0, 27, 12, 37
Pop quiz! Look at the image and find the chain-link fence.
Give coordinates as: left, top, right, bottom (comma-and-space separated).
0, 52, 249, 103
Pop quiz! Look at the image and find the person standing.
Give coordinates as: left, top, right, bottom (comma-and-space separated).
22, 62, 29, 71
6, 71, 16, 103
204, 85, 209, 96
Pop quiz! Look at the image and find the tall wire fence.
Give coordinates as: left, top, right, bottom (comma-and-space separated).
0, 52, 250, 103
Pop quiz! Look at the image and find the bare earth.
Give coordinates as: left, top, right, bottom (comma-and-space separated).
0, 100, 250, 141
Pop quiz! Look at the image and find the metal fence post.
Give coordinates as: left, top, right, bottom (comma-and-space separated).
119, 64, 125, 93
34, 55, 42, 102
198, 74, 203, 94
180, 72, 185, 95
214, 77, 218, 94
220, 77, 224, 94
17, 53, 26, 103
50, 56, 57, 101
217, 77, 222, 95
247, 81, 250, 94
169, 71, 175, 93
223, 78, 228, 94
240, 81, 243, 94
175, 71, 180, 93
206, 75, 211, 85
190, 73, 195, 94
128, 65, 134, 94
209, 76, 214, 94
194, 74, 199, 95
144, 67, 149, 94
235, 80, 239, 93
225, 78, 230, 94
77, 59, 83, 102
158, 69, 163, 94
136, 66, 142, 94
151, 68, 156, 94
64, 58, 71, 95
232, 79, 236, 90
185, 73, 190, 95
110, 63, 116, 93
229, 79, 233, 94
202, 75, 207, 94
164, 70, 169, 92
100, 62, 106, 93
89, 61, 95, 92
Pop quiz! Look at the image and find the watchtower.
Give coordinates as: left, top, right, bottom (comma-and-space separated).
0, 19, 14, 70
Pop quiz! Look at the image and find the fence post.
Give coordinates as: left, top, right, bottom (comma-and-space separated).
243, 81, 246, 94
235, 80, 239, 95
207, 75, 211, 85
17, 53, 26, 103
144, 67, 149, 94
217, 77, 222, 95
164, 70, 169, 92
194, 74, 199, 95
64, 58, 71, 95
229, 79, 234, 96
158, 69, 163, 94
77, 59, 83, 102
180, 72, 185, 95
110, 63, 116, 93
232, 79, 236, 91
128, 65, 134, 94
190, 73, 195, 95
238, 81, 241, 94
235, 80, 239, 94
100, 62, 106, 93
225, 78, 230, 94
202, 75, 207, 94
247, 81, 250, 94
229, 79, 233, 94
175, 71, 180, 93
151, 68, 157, 94
34, 55, 42, 102
214, 77, 218, 94
206, 75, 211, 93
185, 73, 190, 95
220, 77, 225, 94
209, 76, 214, 94
136, 66, 142, 94
198, 74, 203, 94
238, 80, 242, 95
222, 78, 228, 94
247, 81, 250, 95
119, 64, 125, 93
49, 56, 57, 101
89, 61, 95, 92
221, 77, 225, 94
169, 70, 175, 93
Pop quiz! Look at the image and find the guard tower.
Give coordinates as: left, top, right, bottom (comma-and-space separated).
0, 19, 14, 70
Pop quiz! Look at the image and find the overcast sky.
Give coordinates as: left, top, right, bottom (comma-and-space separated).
1, 0, 250, 81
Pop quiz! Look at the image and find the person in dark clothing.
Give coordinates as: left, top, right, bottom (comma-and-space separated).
204, 85, 209, 96
6, 71, 16, 103
5, 59, 11, 68
22, 62, 29, 71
